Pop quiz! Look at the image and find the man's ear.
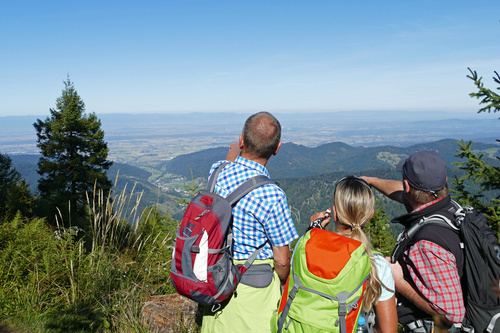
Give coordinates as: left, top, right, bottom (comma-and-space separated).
370, 209, 375, 219
273, 141, 282, 156
403, 179, 411, 194
239, 134, 244, 149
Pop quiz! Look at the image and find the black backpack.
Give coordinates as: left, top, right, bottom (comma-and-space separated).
392, 201, 500, 333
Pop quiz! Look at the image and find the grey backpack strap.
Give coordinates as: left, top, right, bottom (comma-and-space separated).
300, 273, 369, 333
365, 310, 376, 333
226, 174, 274, 269
391, 213, 458, 263
276, 260, 370, 333
276, 238, 304, 333
241, 241, 267, 269
225, 175, 275, 206
336, 274, 370, 333
337, 292, 351, 333
277, 274, 302, 333
206, 162, 231, 192
487, 313, 500, 333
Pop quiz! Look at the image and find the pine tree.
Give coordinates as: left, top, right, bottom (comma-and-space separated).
0, 153, 20, 194
365, 202, 396, 256
33, 77, 112, 227
0, 153, 35, 221
452, 68, 500, 236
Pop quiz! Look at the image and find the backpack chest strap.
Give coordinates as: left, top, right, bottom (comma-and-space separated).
276, 271, 370, 333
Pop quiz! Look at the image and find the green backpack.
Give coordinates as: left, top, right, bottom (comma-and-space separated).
271, 228, 371, 333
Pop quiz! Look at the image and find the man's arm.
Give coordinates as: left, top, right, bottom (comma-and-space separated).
273, 245, 291, 286
390, 259, 438, 315
407, 241, 465, 323
390, 240, 466, 324
362, 176, 405, 203
226, 142, 241, 162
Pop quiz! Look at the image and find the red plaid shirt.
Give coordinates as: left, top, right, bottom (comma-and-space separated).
404, 239, 465, 323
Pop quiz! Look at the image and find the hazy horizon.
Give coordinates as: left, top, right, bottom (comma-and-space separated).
0, 109, 498, 120
1, 111, 498, 162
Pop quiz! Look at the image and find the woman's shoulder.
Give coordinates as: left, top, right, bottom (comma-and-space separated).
372, 253, 391, 273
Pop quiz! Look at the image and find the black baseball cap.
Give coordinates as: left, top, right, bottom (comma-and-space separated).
396, 151, 447, 192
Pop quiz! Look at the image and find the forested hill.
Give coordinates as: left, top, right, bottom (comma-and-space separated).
10, 139, 499, 227
162, 139, 500, 180
278, 168, 404, 234
11, 155, 152, 192
161, 138, 500, 232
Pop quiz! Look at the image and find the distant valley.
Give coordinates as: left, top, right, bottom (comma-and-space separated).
1, 111, 498, 168
2, 111, 499, 230
9, 138, 500, 232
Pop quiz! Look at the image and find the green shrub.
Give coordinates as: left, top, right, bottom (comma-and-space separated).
0, 184, 178, 332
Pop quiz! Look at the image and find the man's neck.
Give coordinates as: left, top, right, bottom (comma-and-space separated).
412, 196, 446, 213
240, 152, 269, 167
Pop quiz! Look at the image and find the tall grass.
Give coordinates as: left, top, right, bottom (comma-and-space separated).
0, 181, 178, 332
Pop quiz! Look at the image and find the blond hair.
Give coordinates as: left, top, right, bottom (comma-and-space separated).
333, 176, 385, 312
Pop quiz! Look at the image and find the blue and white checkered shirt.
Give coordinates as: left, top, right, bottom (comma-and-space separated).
209, 156, 298, 260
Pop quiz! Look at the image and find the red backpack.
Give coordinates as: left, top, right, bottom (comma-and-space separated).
170, 162, 273, 306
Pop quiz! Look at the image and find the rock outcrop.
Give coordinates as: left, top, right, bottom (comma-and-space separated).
141, 294, 201, 332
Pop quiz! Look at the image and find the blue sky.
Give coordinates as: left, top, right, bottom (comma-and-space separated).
1, 1, 499, 117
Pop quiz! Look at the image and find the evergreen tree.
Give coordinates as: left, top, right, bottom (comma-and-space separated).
0, 153, 20, 195
365, 202, 396, 256
33, 77, 113, 227
0, 153, 35, 221
453, 68, 500, 236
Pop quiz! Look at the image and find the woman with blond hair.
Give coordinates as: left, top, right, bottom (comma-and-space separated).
310, 176, 398, 333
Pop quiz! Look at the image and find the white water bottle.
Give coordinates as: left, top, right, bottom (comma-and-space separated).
356, 316, 368, 333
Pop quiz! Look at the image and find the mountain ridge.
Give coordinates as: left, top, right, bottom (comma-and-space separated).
9, 138, 499, 224
162, 138, 500, 180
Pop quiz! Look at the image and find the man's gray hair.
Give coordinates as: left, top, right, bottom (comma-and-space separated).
242, 112, 281, 160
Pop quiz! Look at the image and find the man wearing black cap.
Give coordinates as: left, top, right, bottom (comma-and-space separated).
363, 151, 465, 332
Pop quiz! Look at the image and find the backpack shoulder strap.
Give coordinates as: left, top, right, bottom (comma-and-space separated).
365, 310, 377, 333
206, 161, 231, 192
212, 170, 275, 268
227, 175, 275, 265
391, 213, 459, 263
225, 175, 275, 206
207, 162, 275, 204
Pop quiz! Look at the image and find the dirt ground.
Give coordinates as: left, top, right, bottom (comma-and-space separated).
0, 325, 17, 333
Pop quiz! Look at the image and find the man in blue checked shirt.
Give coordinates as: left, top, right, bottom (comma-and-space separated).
202, 112, 299, 333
